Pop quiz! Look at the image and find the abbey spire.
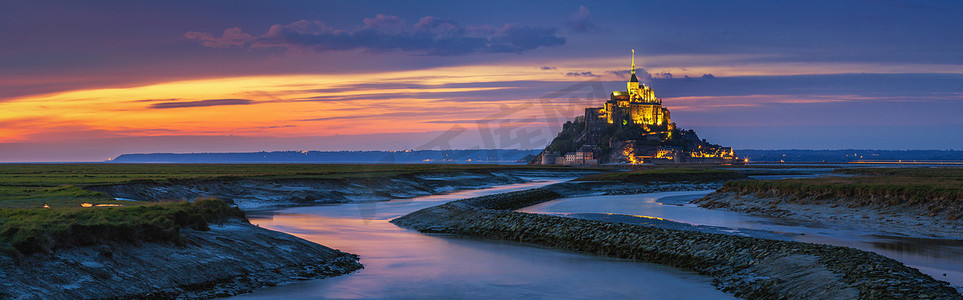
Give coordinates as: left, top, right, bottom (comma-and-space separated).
629, 49, 639, 83
627, 50, 641, 97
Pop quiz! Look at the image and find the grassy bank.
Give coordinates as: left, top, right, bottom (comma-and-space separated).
0, 198, 245, 256
0, 163, 598, 208
0, 163, 592, 186
576, 168, 747, 183
720, 167, 963, 219
0, 163, 596, 256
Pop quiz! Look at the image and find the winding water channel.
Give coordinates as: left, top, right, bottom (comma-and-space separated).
234, 175, 963, 298
518, 190, 963, 293
234, 179, 734, 299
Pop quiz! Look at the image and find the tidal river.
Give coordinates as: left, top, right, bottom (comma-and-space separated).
518, 190, 963, 293
233, 179, 735, 299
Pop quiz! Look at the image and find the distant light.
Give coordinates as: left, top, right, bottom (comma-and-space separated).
81, 202, 123, 207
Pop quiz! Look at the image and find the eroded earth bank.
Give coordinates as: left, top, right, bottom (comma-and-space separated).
696, 192, 963, 240
0, 218, 361, 299
86, 170, 593, 209
392, 185, 963, 299
2, 169, 592, 299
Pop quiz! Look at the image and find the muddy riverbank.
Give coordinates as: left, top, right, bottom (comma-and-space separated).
392, 189, 961, 299
0, 219, 362, 299
235, 180, 736, 299
696, 192, 963, 240
86, 170, 595, 209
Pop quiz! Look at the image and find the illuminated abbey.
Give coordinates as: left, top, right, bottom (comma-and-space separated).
599, 50, 671, 131
533, 50, 739, 165
584, 50, 674, 146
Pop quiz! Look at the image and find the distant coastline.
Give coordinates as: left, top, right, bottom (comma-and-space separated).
108, 149, 540, 164
102, 149, 963, 164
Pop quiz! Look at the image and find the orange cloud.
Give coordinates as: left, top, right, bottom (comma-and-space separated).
7, 52, 957, 145
0, 65, 587, 143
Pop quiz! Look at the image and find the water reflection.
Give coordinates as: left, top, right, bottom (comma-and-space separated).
233, 181, 734, 299
520, 191, 963, 292
869, 235, 963, 258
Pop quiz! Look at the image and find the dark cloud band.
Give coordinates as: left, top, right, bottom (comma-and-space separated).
186, 15, 565, 56
149, 99, 254, 109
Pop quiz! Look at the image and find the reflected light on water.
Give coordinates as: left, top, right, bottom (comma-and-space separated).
522, 190, 963, 292
234, 181, 735, 299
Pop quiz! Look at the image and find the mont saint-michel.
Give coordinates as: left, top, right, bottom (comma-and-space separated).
4, 2, 963, 299
532, 51, 739, 165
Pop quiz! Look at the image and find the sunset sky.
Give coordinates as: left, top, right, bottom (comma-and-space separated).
2, 0, 963, 161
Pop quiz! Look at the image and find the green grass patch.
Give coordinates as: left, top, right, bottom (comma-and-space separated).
0, 163, 603, 255
0, 163, 593, 187
721, 167, 963, 219
0, 198, 244, 256
0, 163, 603, 208
0, 185, 127, 209
576, 168, 747, 183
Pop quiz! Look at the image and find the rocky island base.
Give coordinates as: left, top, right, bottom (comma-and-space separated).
392, 189, 961, 299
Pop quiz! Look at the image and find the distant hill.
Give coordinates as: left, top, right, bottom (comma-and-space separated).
107, 149, 963, 164
108, 150, 541, 164
737, 149, 963, 163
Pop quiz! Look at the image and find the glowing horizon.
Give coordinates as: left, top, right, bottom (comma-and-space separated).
2, 1, 962, 161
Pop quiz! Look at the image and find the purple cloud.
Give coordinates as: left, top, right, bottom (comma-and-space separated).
184, 27, 254, 48
186, 15, 565, 56
566, 71, 599, 77
565, 5, 596, 33
652, 71, 673, 79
